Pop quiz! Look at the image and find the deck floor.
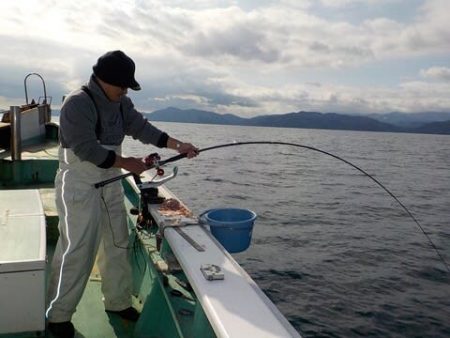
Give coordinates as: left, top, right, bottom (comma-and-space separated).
71, 279, 137, 337
46, 245, 138, 338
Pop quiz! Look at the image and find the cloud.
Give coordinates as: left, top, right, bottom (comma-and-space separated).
0, 0, 450, 116
319, 0, 403, 8
420, 67, 450, 81
181, 23, 281, 63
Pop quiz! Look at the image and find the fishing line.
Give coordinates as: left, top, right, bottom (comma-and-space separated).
101, 194, 150, 275
100, 194, 133, 250
94, 141, 449, 273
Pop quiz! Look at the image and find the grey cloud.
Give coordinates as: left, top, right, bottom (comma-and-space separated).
138, 90, 259, 113
81, 2, 448, 70
98, 5, 194, 49
420, 67, 450, 82
306, 41, 374, 65
309, 41, 331, 53
196, 90, 259, 107
181, 25, 281, 63
129, 71, 260, 113
0, 35, 93, 104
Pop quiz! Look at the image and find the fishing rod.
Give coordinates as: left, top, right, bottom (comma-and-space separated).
94, 141, 450, 273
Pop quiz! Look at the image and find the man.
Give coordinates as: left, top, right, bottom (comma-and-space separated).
46, 50, 198, 337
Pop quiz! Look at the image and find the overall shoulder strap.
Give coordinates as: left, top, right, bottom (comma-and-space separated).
81, 85, 101, 138
81, 85, 124, 139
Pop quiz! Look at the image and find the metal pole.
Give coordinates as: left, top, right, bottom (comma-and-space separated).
10, 106, 21, 161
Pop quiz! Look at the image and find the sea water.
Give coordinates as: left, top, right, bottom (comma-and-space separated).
124, 123, 450, 338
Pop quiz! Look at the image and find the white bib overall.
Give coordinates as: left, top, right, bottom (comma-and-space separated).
46, 146, 133, 322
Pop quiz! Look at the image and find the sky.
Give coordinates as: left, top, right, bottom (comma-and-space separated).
0, 0, 449, 117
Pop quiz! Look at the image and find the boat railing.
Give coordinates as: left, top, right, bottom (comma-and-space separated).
24, 73, 51, 106
24, 72, 52, 122
125, 171, 302, 338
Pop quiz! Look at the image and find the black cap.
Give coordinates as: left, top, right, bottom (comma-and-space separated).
93, 50, 141, 91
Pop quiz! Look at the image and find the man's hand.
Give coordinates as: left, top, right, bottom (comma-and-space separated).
177, 142, 199, 158
167, 137, 199, 159
113, 155, 147, 174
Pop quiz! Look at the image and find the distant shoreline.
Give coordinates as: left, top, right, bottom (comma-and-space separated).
38, 108, 450, 136
145, 107, 450, 136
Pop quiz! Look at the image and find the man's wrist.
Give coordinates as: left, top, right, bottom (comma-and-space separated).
98, 150, 117, 169
113, 154, 124, 168
168, 137, 182, 150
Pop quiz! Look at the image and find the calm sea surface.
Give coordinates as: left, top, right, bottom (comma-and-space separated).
124, 123, 450, 338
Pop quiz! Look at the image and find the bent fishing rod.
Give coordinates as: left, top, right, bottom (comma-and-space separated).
94, 141, 450, 273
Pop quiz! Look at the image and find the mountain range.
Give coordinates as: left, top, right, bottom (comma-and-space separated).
146, 107, 450, 135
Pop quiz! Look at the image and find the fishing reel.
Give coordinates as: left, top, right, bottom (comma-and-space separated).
138, 153, 178, 204
144, 153, 164, 176
134, 153, 179, 230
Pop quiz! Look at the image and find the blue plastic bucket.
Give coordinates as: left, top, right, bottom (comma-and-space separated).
203, 208, 257, 253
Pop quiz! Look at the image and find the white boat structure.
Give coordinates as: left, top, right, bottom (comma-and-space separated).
0, 74, 301, 337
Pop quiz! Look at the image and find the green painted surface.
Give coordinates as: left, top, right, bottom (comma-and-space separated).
72, 281, 136, 338
0, 159, 58, 187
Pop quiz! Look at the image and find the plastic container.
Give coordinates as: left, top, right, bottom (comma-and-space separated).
203, 208, 257, 253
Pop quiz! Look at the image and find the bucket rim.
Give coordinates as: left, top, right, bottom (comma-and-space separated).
204, 207, 257, 225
